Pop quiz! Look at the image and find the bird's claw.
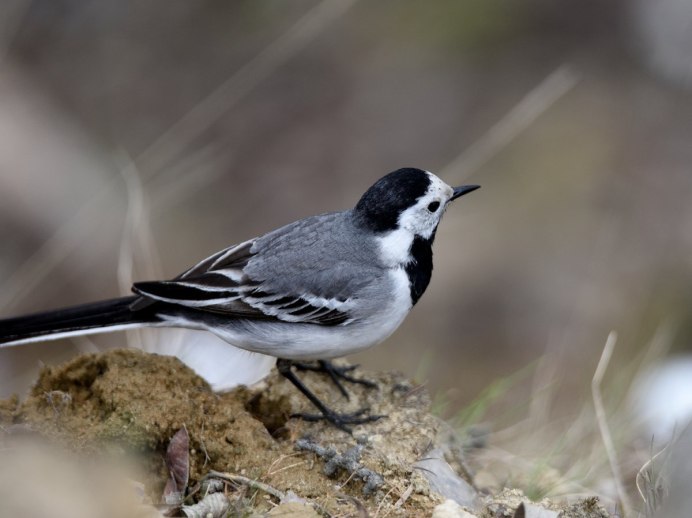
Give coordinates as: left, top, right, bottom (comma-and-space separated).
293, 360, 378, 399
291, 407, 386, 433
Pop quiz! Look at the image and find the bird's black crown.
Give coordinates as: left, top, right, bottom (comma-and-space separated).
353, 168, 431, 232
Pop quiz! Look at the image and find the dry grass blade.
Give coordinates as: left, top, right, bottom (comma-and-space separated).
117, 153, 164, 351
636, 444, 670, 517
634, 319, 677, 380
118, 159, 145, 296
117, 153, 163, 294
442, 64, 580, 183
592, 331, 631, 516
204, 470, 285, 501
138, 0, 360, 178
373, 484, 397, 518
264, 453, 306, 477
393, 483, 414, 509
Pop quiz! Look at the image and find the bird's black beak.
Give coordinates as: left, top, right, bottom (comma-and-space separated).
451, 185, 481, 201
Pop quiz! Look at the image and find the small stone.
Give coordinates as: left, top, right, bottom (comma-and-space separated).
432, 499, 477, 518
267, 502, 320, 517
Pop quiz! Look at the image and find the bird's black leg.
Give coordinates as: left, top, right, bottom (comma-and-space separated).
291, 360, 377, 400
276, 359, 384, 433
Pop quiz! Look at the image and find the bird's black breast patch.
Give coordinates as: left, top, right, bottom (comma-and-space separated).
405, 235, 434, 305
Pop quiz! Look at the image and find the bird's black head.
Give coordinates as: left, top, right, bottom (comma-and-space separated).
353, 168, 432, 233
352, 168, 479, 235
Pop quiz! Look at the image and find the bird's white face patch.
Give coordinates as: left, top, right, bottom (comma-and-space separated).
397, 171, 454, 239
377, 171, 454, 266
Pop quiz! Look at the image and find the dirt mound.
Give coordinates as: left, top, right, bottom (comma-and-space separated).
0, 349, 441, 515
0, 349, 613, 517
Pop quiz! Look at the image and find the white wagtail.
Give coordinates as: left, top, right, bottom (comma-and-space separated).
0, 168, 479, 430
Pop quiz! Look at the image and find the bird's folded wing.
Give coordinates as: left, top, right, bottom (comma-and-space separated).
132, 239, 353, 326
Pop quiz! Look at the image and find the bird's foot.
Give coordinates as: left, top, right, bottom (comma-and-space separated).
292, 360, 377, 399
291, 407, 386, 433
276, 358, 386, 433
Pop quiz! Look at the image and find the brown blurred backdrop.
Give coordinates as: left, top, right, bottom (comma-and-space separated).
1, 0, 692, 422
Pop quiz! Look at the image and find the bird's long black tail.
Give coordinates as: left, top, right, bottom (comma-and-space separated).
0, 296, 161, 347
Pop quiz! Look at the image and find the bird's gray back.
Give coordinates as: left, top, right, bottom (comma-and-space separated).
245, 211, 386, 304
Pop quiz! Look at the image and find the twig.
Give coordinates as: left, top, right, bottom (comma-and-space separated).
592, 331, 631, 516
204, 470, 285, 501
393, 482, 414, 510
373, 484, 398, 518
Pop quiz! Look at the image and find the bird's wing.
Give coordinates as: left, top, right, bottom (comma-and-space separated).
132, 239, 355, 326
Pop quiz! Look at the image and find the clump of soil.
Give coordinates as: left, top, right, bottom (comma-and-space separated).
0, 349, 614, 517
0, 349, 442, 515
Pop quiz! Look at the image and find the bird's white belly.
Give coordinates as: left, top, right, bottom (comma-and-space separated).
171, 267, 414, 360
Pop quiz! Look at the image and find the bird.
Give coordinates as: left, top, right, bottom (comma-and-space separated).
0, 167, 479, 431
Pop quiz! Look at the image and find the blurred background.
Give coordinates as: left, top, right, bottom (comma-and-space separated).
1, 0, 692, 490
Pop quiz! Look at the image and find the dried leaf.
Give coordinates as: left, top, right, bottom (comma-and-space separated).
162, 427, 190, 505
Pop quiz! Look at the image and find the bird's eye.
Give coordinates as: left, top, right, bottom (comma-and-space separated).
427, 201, 440, 212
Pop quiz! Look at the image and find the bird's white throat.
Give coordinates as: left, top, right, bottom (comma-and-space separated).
376, 227, 416, 267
